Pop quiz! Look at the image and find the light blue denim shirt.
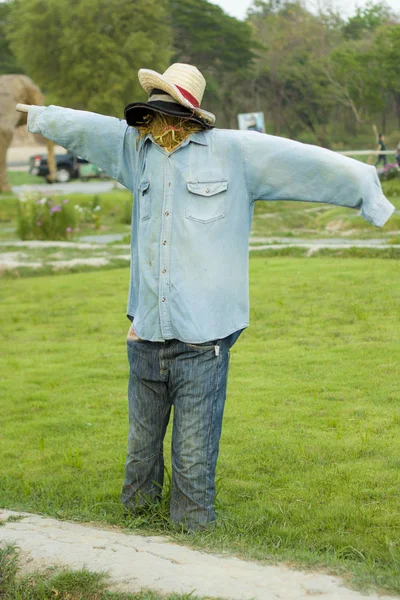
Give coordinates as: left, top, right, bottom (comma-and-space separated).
28, 106, 394, 342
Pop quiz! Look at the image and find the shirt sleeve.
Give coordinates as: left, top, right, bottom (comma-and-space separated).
28, 105, 137, 191
240, 130, 394, 228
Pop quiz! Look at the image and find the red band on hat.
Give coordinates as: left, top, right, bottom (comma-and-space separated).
175, 85, 200, 108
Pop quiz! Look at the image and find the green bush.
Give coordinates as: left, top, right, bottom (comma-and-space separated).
17, 192, 77, 241
381, 178, 400, 198
120, 199, 132, 224
74, 196, 102, 231
16, 192, 102, 240
377, 163, 400, 182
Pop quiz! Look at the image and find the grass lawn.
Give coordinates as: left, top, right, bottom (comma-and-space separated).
6, 171, 47, 186
250, 189, 400, 240
1, 257, 400, 594
6, 171, 114, 187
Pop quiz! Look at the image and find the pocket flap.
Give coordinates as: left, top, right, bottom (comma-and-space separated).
187, 181, 228, 197
138, 180, 149, 193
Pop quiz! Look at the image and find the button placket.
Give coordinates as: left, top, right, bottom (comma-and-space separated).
159, 161, 173, 338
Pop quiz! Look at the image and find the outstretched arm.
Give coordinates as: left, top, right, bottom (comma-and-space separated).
17, 104, 137, 191
240, 131, 394, 227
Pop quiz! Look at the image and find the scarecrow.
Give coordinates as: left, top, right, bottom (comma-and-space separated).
17, 63, 394, 531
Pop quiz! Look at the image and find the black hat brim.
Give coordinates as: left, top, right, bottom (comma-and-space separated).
124, 100, 212, 129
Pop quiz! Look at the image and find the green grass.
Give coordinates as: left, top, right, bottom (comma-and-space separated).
250, 178, 400, 239
0, 544, 207, 600
1, 258, 400, 594
250, 195, 400, 239
5, 171, 113, 186
6, 171, 47, 186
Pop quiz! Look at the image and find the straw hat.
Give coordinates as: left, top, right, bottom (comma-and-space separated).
124, 63, 215, 127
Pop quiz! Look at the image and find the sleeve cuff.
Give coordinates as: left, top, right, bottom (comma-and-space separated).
363, 194, 395, 228
27, 105, 46, 134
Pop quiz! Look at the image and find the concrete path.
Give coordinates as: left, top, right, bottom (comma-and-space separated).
12, 181, 126, 195
0, 240, 129, 249
79, 233, 128, 243
0, 509, 396, 600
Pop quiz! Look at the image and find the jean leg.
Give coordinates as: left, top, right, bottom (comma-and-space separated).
121, 341, 171, 511
169, 340, 230, 530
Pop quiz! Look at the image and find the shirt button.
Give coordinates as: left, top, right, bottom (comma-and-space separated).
165, 211, 169, 217
206, 188, 210, 193
162, 268, 166, 274
162, 240, 167, 246
162, 297, 166, 302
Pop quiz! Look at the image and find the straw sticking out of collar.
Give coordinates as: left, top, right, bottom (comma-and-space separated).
136, 113, 202, 152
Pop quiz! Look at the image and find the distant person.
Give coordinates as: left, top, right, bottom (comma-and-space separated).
17, 63, 395, 532
376, 133, 387, 167
396, 142, 400, 167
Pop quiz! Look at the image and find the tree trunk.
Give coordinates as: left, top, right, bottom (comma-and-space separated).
0, 128, 13, 192
394, 93, 400, 129
344, 109, 357, 137
275, 94, 282, 136
301, 116, 330, 148
280, 110, 295, 138
318, 125, 331, 149
47, 140, 57, 183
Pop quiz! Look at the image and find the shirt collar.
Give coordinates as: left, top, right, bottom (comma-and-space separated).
189, 130, 209, 146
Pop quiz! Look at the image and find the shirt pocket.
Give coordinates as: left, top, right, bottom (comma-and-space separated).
138, 180, 151, 221
186, 180, 228, 223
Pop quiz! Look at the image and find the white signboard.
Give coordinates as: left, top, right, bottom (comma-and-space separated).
238, 112, 265, 133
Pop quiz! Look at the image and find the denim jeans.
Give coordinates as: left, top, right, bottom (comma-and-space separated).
121, 336, 231, 530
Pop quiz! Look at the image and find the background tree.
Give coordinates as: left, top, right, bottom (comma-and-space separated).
169, 0, 257, 127
0, 0, 21, 74
3, 0, 400, 146
374, 25, 400, 128
7, 0, 173, 117
249, 2, 336, 146
343, 0, 394, 40
326, 3, 396, 136
327, 41, 385, 128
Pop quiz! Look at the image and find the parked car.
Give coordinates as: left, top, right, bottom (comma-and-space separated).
29, 151, 103, 183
